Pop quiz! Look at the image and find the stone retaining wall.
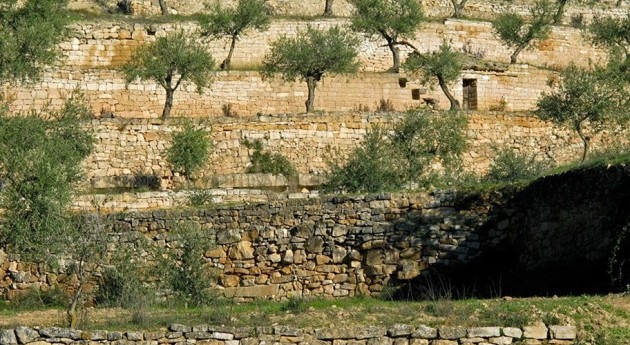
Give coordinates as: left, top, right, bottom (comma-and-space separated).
59, 19, 603, 71
77, 112, 617, 191
1, 192, 506, 301
0, 323, 578, 345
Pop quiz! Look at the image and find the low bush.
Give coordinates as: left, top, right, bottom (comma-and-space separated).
244, 139, 297, 178
485, 147, 549, 183
167, 121, 212, 179
324, 110, 468, 193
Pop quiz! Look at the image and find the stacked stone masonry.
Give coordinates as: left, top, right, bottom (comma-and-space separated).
1, 192, 505, 301
69, 0, 628, 23
0, 323, 578, 345
75, 112, 621, 192
2, 17, 608, 117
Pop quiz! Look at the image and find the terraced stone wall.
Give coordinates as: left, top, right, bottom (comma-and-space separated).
0, 323, 579, 345
0, 192, 507, 301
78, 111, 617, 192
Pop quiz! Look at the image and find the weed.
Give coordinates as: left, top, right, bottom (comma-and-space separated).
222, 104, 238, 117
281, 296, 307, 314
377, 98, 395, 112
186, 188, 215, 207
11, 286, 67, 310
243, 139, 297, 179
485, 147, 550, 183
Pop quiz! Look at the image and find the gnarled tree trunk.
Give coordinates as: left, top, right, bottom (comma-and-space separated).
305, 77, 318, 113
221, 35, 238, 70
450, 0, 468, 18
387, 41, 401, 73
438, 76, 460, 111
510, 43, 526, 64
576, 122, 590, 162
163, 88, 174, 118
323, 0, 334, 16
158, 0, 168, 15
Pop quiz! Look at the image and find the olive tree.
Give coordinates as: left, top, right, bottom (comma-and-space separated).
349, 0, 424, 73
123, 32, 215, 118
536, 64, 628, 162
198, 0, 270, 70
451, 0, 468, 18
492, 0, 554, 64
0, 92, 100, 328
324, 0, 334, 16
324, 110, 468, 193
0, 0, 70, 82
589, 14, 630, 58
403, 41, 464, 111
261, 26, 360, 113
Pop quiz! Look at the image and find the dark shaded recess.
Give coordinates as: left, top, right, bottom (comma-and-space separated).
395, 165, 630, 300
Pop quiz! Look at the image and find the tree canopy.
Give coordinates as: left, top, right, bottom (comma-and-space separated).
123, 32, 215, 118
403, 41, 464, 110
0, 0, 70, 82
536, 64, 629, 162
198, 0, 270, 70
492, 0, 554, 64
349, 0, 424, 72
261, 25, 360, 113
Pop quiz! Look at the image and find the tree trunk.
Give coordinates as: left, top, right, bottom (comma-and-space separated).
323, 0, 334, 16
221, 36, 238, 70
510, 44, 526, 64
577, 123, 590, 162
388, 42, 400, 73
305, 77, 317, 113
158, 0, 168, 15
451, 0, 468, 18
163, 88, 174, 118
553, 0, 568, 24
438, 76, 460, 111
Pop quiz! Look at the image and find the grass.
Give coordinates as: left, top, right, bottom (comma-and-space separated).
2, 294, 630, 340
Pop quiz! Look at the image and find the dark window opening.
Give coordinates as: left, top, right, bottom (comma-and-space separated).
463, 79, 478, 110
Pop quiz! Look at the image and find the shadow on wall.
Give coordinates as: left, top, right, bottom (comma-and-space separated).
395, 165, 630, 300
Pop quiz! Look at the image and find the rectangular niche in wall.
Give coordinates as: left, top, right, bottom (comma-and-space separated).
411, 88, 421, 100
463, 79, 478, 110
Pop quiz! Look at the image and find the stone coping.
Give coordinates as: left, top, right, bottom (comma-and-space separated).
0, 323, 578, 345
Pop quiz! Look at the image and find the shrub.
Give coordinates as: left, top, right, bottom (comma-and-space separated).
244, 139, 297, 178
159, 222, 216, 307
167, 121, 212, 179
485, 147, 549, 183
324, 110, 468, 193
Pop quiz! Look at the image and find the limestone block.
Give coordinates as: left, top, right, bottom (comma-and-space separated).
126, 332, 144, 341
522, 324, 548, 340
488, 336, 512, 345
387, 324, 414, 337
429, 341, 457, 345
411, 326, 437, 339
15, 327, 39, 344
169, 325, 192, 333
467, 327, 501, 338
224, 284, 279, 298
548, 326, 576, 340
39, 329, 82, 340
438, 327, 466, 340
501, 328, 522, 339
229, 241, 255, 260
0, 330, 17, 345
367, 337, 392, 345
409, 339, 429, 345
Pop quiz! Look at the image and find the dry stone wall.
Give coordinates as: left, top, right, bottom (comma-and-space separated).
77, 112, 616, 192
2, 66, 553, 118
0, 323, 578, 345
59, 19, 605, 72
1, 192, 507, 301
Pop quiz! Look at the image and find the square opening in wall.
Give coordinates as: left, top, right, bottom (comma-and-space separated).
412, 89, 421, 100
399, 78, 408, 88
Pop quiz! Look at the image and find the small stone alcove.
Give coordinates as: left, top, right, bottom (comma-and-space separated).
462, 79, 478, 110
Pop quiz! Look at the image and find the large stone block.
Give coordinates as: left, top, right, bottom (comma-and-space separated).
14, 327, 39, 344
0, 330, 17, 345
224, 284, 279, 298
548, 326, 576, 340
438, 327, 466, 340
467, 327, 500, 338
